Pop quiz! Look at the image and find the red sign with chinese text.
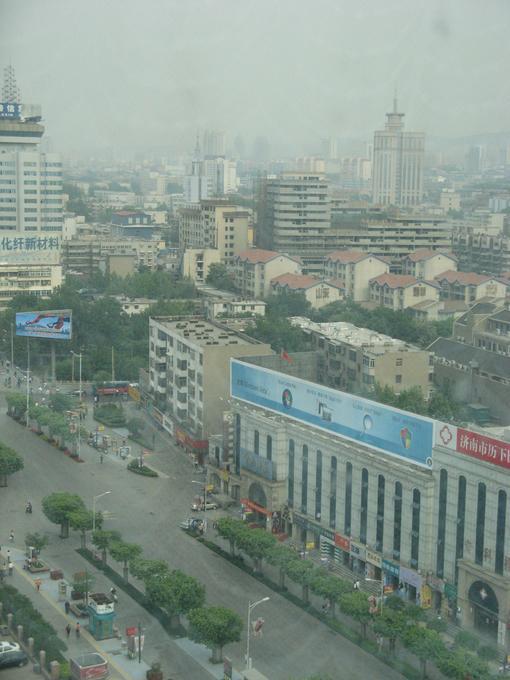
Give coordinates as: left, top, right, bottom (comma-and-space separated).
334, 533, 350, 551
456, 428, 510, 470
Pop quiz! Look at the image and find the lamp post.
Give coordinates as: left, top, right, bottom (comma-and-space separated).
71, 351, 83, 457
245, 596, 270, 670
92, 490, 111, 533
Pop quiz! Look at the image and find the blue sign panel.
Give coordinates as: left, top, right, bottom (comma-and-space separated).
0, 102, 21, 119
231, 360, 434, 468
16, 310, 72, 341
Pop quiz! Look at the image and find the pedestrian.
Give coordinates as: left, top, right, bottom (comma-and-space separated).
353, 580, 360, 590
75, 622, 80, 638
64, 600, 70, 615
100, 453, 104, 464
35, 578, 42, 592
9, 529, 14, 542
8, 561, 13, 576
65, 624, 71, 639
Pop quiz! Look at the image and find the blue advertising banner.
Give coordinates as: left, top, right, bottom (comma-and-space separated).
15, 310, 72, 341
0, 102, 21, 119
231, 360, 433, 467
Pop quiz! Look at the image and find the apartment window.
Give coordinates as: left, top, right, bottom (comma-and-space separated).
329, 456, 337, 529
410, 488, 421, 568
475, 482, 486, 566
376, 474, 385, 551
344, 462, 352, 536
393, 481, 402, 560
301, 445, 308, 514
288, 440, 295, 507
436, 469, 448, 578
254, 430, 259, 455
495, 490, 507, 575
360, 468, 369, 544
266, 435, 272, 461
396, 358, 403, 366
348, 350, 356, 362
315, 450, 322, 520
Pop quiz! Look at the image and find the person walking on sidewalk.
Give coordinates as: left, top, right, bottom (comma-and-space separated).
65, 624, 71, 639
7, 561, 13, 576
64, 600, 70, 615
75, 622, 80, 638
34, 578, 42, 592
8, 529, 14, 542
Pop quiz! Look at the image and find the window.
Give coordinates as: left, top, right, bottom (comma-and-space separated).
288, 440, 295, 507
393, 482, 402, 560
301, 445, 308, 514
495, 490, 506, 575
376, 474, 385, 551
395, 374, 402, 384
329, 456, 337, 529
344, 462, 352, 536
360, 468, 369, 544
266, 435, 272, 461
436, 469, 447, 578
254, 430, 259, 455
315, 450, 322, 520
410, 488, 421, 568
475, 482, 486, 566
396, 358, 403, 366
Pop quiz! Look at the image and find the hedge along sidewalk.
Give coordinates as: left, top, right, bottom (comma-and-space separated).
192, 534, 424, 680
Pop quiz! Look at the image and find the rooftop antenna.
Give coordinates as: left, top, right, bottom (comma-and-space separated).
393, 87, 398, 114
2, 64, 21, 103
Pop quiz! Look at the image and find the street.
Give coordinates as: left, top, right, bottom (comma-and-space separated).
0, 387, 403, 680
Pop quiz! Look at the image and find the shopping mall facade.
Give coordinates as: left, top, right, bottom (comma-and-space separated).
216, 357, 510, 646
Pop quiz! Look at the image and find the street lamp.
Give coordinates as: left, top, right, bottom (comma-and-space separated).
92, 490, 112, 533
245, 596, 270, 670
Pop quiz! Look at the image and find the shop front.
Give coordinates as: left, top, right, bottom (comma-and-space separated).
382, 559, 400, 595
399, 566, 422, 604
366, 549, 382, 581
175, 425, 208, 464
349, 540, 366, 576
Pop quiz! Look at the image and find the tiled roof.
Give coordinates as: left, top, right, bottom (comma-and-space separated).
434, 270, 494, 285
370, 273, 419, 289
405, 249, 456, 263
325, 250, 368, 264
271, 273, 319, 290
236, 248, 300, 264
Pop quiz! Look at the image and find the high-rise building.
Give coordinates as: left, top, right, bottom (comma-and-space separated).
202, 129, 226, 158
257, 172, 331, 274
0, 65, 63, 234
372, 98, 425, 207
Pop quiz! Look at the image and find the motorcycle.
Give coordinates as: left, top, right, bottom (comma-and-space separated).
25, 502, 32, 514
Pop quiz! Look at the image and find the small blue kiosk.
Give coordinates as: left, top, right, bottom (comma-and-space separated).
87, 593, 116, 640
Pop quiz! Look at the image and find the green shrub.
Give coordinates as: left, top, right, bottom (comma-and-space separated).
427, 618, 447, 633
93, 404, 126, 427
127, 460, 158, 477
454, 629, 480, 650
477, 644, 499, 661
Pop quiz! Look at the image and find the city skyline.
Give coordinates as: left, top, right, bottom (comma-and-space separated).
1, 0, 509, 154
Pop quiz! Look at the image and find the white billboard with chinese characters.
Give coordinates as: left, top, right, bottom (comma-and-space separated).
0, 231, 61, 265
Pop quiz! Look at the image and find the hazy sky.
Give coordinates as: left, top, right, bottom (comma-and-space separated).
1, 0, 508, 154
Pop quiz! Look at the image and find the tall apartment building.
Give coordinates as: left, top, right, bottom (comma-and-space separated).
292, 317, 433, 396
372, 98, 425, 207
257, 172, 331, 274
179, 200, 250, 266
452, 231, 510, 276
0, 66, 63, 234
148, 316, 272, 442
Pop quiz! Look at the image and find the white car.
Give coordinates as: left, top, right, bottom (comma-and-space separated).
190, 501, 218, 512
0, 641, 20, 655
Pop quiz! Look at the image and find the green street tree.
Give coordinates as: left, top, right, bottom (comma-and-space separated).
146, 569, 206, 629
436, 647, 491, 680
188, 605, 242, 664
72, 570, 95, 606
126, 417, 144, 438
42, 492, 85, 538
266, 544, 299, 590
129, 558, 168, 589
91, 530, 122, 565
237, 528, 276, 574
205, 263, 238, 292
49, 393, 75, 413
6, 393, 27, 419
309, 571, 351, 618
285, 559, 315, 605
402, 625, 444, 679
215, 517, 246, 557
339, 591, 371, 638
372, 607, 407, 655
108, 541, 143, 581
24, 532, 49, 556
0, 442, 24, 487
69, 509, 101, 549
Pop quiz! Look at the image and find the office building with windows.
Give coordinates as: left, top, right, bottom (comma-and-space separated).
226, 355, 510, 643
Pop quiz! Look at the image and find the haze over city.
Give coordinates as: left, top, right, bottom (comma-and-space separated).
1, 0, 509, 153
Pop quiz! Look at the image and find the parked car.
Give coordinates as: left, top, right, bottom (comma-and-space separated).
0, 650, 28, 668
179, 518, 204, 530
190, 501, 218, 512
0, 641, 20, 655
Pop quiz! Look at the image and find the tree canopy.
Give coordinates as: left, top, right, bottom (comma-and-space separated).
42, 492, 86, 538
188, 606, 242, 663
0, 443, 24, 486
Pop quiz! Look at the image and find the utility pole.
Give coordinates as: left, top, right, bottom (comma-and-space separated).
25, 338, 30, 428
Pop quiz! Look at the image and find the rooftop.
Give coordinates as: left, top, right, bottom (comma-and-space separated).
370, 273, 439, 289
290, 317, 420, 352
405, 248, 456, 263
429, 337, 510, 379
271, 273, 319, 290
236, 248, 300, 265
434, 270, 494, 285
151, 316, 263, 347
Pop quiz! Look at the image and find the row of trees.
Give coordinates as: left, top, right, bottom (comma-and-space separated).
215, 519, 494, 680
40, 492, 242, 663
